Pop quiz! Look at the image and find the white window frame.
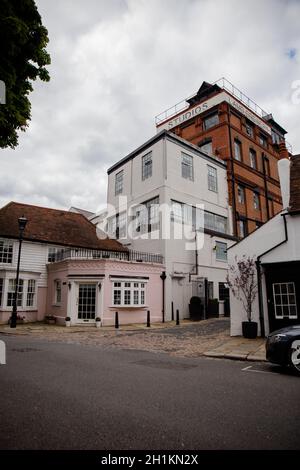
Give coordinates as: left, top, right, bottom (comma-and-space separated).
133, 196, 159, 234
0, 239, 13, 264
181, 153, 194, 181
272, 282, 298, 319
54, 279, 62, 305
215, 241, 227, 262
207, 165, 218, 193
234, 139, 242, 161
115, 170, 124, 195
26, 279, 36, 308
142, 152, 152, 180
48, 246, 65, 262
7, 278, 24, 307
111, 280, 147, 307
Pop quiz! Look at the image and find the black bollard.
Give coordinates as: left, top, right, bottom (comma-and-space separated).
176, 309, 180, 326
147, 310, 150, 328
171, 301, 174, 321
115, 311, 119, 329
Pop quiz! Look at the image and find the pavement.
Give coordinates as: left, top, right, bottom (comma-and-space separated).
1, 335, 299, 450
0, 317, 267, 362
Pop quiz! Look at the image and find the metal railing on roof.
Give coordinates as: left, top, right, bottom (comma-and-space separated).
155, 77, 269, 125
49, 247, 164, 264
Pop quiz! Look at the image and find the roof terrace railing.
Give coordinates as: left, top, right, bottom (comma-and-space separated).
155, 77, 269, 125
155, 77, 293, 153
49, 247, 164, 264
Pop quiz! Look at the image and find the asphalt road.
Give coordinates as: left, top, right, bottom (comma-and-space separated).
0, 334, 299, 450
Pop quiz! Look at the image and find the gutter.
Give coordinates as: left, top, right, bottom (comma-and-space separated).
255, 213, 288, 337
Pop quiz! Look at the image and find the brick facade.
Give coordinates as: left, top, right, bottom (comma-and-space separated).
158, 82, 289, 237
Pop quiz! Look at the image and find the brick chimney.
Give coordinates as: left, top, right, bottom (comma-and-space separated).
278, 141, 289, 159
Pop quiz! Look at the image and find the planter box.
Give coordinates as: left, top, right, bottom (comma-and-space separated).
242, 321, 258, 339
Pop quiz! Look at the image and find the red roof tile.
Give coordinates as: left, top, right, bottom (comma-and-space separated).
0, 202, 127, 251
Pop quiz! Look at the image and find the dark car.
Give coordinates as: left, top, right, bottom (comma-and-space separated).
266, 325, 300, 374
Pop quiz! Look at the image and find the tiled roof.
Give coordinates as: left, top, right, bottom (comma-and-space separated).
0, 202, 127, 251
289, 154, 300, 213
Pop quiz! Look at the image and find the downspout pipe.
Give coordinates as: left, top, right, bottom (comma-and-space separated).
262, 154, 270, 220
195, 231, 199, 276
256, 213, 288, 337
160, 271, 166, 323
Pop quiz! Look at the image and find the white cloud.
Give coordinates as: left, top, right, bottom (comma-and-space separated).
1, 0, 299, 211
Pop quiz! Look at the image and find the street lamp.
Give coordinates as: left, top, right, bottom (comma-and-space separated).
10, 216, 28, 328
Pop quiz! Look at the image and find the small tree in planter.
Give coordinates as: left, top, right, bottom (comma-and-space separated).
226, 255, 258, 338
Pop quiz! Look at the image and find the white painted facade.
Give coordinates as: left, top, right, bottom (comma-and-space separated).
229, 212, 300, 336
106, 131, 235, 320
0, 238, 62, 323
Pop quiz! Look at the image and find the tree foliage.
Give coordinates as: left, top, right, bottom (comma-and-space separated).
226, 255, 258, 321
0, 0, 50, 148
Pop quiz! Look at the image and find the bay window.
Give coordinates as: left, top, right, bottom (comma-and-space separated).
7, 279, 24, 307
26, 280, 36, 307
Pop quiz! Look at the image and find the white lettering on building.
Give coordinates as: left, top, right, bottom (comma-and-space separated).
157, 91, 271, 135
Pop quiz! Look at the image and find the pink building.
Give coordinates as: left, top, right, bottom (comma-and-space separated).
0, 202, 164, 326
47, 256, 163, 326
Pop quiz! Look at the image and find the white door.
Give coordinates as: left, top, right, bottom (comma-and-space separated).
77, 283, 97, 323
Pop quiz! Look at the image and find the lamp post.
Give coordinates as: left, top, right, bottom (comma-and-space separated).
10, 216, 28, 328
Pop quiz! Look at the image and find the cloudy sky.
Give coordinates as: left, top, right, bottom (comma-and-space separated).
1, 0, 300, 212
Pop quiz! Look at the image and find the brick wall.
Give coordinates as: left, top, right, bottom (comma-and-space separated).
171, 99, 284, 237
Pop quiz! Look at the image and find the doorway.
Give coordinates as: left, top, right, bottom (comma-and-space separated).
77, 283, 97, 322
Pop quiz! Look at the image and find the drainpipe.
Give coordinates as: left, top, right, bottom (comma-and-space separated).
195, 231, 199, 276
227, 106, 238, 237
262, 154, 270, 220
160, 271, 166, 323
256, 213, 288, 337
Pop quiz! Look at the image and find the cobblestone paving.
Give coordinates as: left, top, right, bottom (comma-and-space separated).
0, 318, 231, 358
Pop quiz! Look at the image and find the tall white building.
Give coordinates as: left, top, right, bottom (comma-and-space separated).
106, 130, 236, 320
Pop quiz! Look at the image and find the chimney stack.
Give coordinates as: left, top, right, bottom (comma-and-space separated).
278, 142, 289, 159
278, 158, 290, 209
